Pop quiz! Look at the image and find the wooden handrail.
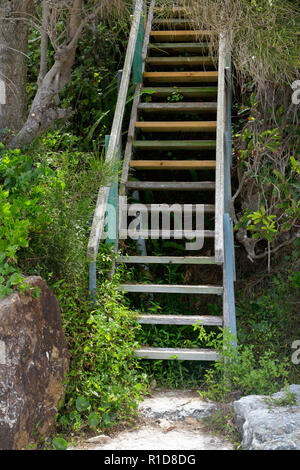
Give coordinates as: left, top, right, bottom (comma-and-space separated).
87, 0, 144, 260
214, 33, 227, 264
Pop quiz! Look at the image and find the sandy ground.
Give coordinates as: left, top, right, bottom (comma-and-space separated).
70, 390, 234, 451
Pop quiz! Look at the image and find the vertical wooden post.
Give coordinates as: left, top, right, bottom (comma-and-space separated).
89, 261, 97, 302
105, 134, 119, 253
224, 51, 236, 282
132, 1, 144, 84
223, 214, 237, 349
215, 34, 226, 264
223, 48, 237, 349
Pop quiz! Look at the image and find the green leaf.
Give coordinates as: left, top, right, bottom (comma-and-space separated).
75, 396, 90, 412
52, 437, 68, 450
88, 411, 100, 428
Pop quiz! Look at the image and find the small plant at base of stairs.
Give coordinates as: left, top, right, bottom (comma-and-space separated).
197, 327, 290, 402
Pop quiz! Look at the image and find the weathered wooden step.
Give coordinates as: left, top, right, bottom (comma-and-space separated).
138, 314, 223, 326
138, 102, 217, 113
119, 284, 223, 294
123, 229, 215, 238
126, 181, 216, 191
154, 6, 190, 15
117, 255, 216, 264
142, 86, 217, 98
129, 160, 216, 170
148, 43, 210, 53
143, 71, 218, 83
150, 30, 214, 42
146, 56, 216, 66
133, 140, 216, 150
135, 121, 217, 132
140, 204, 216, 213
135, 347, 220, 361
152, 19, 194, 28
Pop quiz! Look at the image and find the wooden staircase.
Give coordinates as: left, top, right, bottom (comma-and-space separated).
87, 0, 237, 362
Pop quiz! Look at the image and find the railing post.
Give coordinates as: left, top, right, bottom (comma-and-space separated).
223, 214, 237, 349
215, 33, 226, 264
132, 0, 144, 84
89, 261, 97, 303
106, 70, 123, 255
223, 47, 237, 348
224, 51, 236, 282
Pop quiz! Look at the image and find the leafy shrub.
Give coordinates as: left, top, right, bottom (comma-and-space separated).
1, 132, 146, 436
0, 146, 54, 297
233, 119, 300, 261
55, 274, 147, 433
198, 327, 290, 401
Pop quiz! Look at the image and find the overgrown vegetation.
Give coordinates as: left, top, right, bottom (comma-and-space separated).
0, 131, 148, 445
0, 0, 299, 448
199, 328, 290, 401
156, 0, 300, 261
135, 245, 300, 392
55, 273, 147, 437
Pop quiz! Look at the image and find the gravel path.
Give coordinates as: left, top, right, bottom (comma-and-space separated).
71, 390, 234, 451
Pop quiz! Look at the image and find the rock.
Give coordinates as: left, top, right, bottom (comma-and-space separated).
0, 276, 69, 450
156, 418, 175, 432
72, 390, 234, 451
85, 435, 112, 444
139, 390, 217, 421
234, 385, 300, 450
77, 423, 234, 451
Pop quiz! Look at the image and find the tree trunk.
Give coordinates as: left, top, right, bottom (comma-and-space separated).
0, 1, 32, 134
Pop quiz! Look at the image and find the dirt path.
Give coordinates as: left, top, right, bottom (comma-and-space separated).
71, 390, 234, 451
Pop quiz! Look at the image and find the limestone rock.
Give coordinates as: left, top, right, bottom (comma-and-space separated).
234, 385, 300, 450
0, 276, 69, 450
139, 390, 217, 421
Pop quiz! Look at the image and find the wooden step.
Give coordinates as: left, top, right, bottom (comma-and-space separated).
140, 204, 215, 213
152, 19, 194, 28
135, 121, 217, 132
117, 255, 216, 264
141, 86, 217, 98
135, 347, 220, 361
146, 56, 216, 66
126, 181, 216, 191
143, 71, 218, 83
129, 160, 216, 170
124, 229, 215, 238
150, 30, 214, 42
138, 314, 223, 326
133, 140, 216, 150
138, 102, 217, 113
154, 6, 190, 15
119, 284, 223, 294
148, 43, 210, 53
